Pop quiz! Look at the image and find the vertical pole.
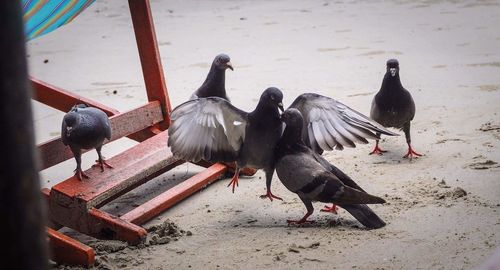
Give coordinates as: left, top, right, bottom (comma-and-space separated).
128, 0, 171, 128
0, 1, 48, 269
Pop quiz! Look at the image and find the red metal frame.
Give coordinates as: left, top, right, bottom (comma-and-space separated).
38, 0, 255, 266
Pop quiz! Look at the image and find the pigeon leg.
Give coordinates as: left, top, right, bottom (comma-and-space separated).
402, 122, 422, 159
287, 198, 315, 225
227, 167, 240, 193
403, 143, 422, 159
260, 169, 283, 201
369, 140, 387, 155
93, 146, 113, 172
320, 204, 338, 214
260, 190, 283, 201
71, 148, 89, 181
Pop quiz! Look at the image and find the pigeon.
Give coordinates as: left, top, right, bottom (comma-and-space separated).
190, 53, 233, 101
62, 104, 113, 180
169, 87, 284, 198
274, 108, 386, 228
168, 87, 396, 201
370, 59, 422, 159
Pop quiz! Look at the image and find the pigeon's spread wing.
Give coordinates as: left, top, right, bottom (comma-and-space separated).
168, 97, 247, 163
289, 93, 397, 152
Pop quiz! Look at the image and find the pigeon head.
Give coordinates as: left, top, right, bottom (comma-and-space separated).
281, 108, 303, 130
71, 103, 88, 112
63, 111, 80, 137
386, 59, 399, 77
280, 108, 304, 144
213, 53, 233, 71
260, 87, 284, 112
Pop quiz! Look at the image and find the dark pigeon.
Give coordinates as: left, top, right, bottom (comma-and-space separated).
274, 108, 386, 228
169, 87, 284, 200
62, 104, 112, 180
190, 53, 233, 101
169, 88, 397, 201
370, 59, 422, 159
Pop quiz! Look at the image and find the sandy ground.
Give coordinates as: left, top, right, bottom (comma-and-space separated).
27, 0, 500, 269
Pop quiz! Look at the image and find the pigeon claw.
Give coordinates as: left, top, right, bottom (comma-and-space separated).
403, 146, 422, 160
74, 169, 90, 181
259, 190, 283, 202
320, 204, 338, 214
369, 145, 387, 155
93, 159, 114, 172
227, 174, 239, 193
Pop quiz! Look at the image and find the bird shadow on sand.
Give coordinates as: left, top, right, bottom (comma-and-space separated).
366, 139, 425, 165
368, 150, 424, 165
230, 214, 374, 231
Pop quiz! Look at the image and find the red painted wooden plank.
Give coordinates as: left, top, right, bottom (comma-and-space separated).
195, 160, 258, 176
41, 188, 63, 229
128, 0, 172, 128
88, 208, 147, 245
122, 163, 228, 225
51, 131, 183, 207
37, 101, 164, 170
31, 77, 119, 116
47, 227, 95, 267
41, 188, 50, 200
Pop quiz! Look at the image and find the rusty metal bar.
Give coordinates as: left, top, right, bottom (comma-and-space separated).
128, 0, 171, 128
122, 163, 228, 225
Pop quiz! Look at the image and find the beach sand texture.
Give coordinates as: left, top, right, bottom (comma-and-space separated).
28, 0, 499, 269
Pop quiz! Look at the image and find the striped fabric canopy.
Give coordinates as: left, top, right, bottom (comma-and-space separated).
22, 0, 95, 40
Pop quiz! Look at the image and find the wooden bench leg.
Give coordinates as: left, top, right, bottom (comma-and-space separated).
47, 228, 95, 267
122, 163, 228, 225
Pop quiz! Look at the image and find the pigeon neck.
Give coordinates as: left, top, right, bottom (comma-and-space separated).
277, 124, 306, 157
201, 65, 226, 97
254, 101, 280, 118
380, 73, 403, 92
282, 125, 303, 145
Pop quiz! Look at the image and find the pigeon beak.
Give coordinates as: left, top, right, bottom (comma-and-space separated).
390, 68, 397, 77
278, 103, 284, 112
226, 62, 234, 71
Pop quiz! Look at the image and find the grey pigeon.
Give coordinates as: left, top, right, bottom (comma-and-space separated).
190, 53, 233, 101
169, 87, 284, 198
62, 104, 112, 180
274, 108, 386, 228
370, 59, 422, 159
168, 87, 396, 201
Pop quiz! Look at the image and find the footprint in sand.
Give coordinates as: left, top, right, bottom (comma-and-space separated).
317, 47, 350, 52
480, 121, 500, 132
477, 85, 500, 92
468, 62, 500, 68
466, 156, 500, 170
358, 50, 403, 56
